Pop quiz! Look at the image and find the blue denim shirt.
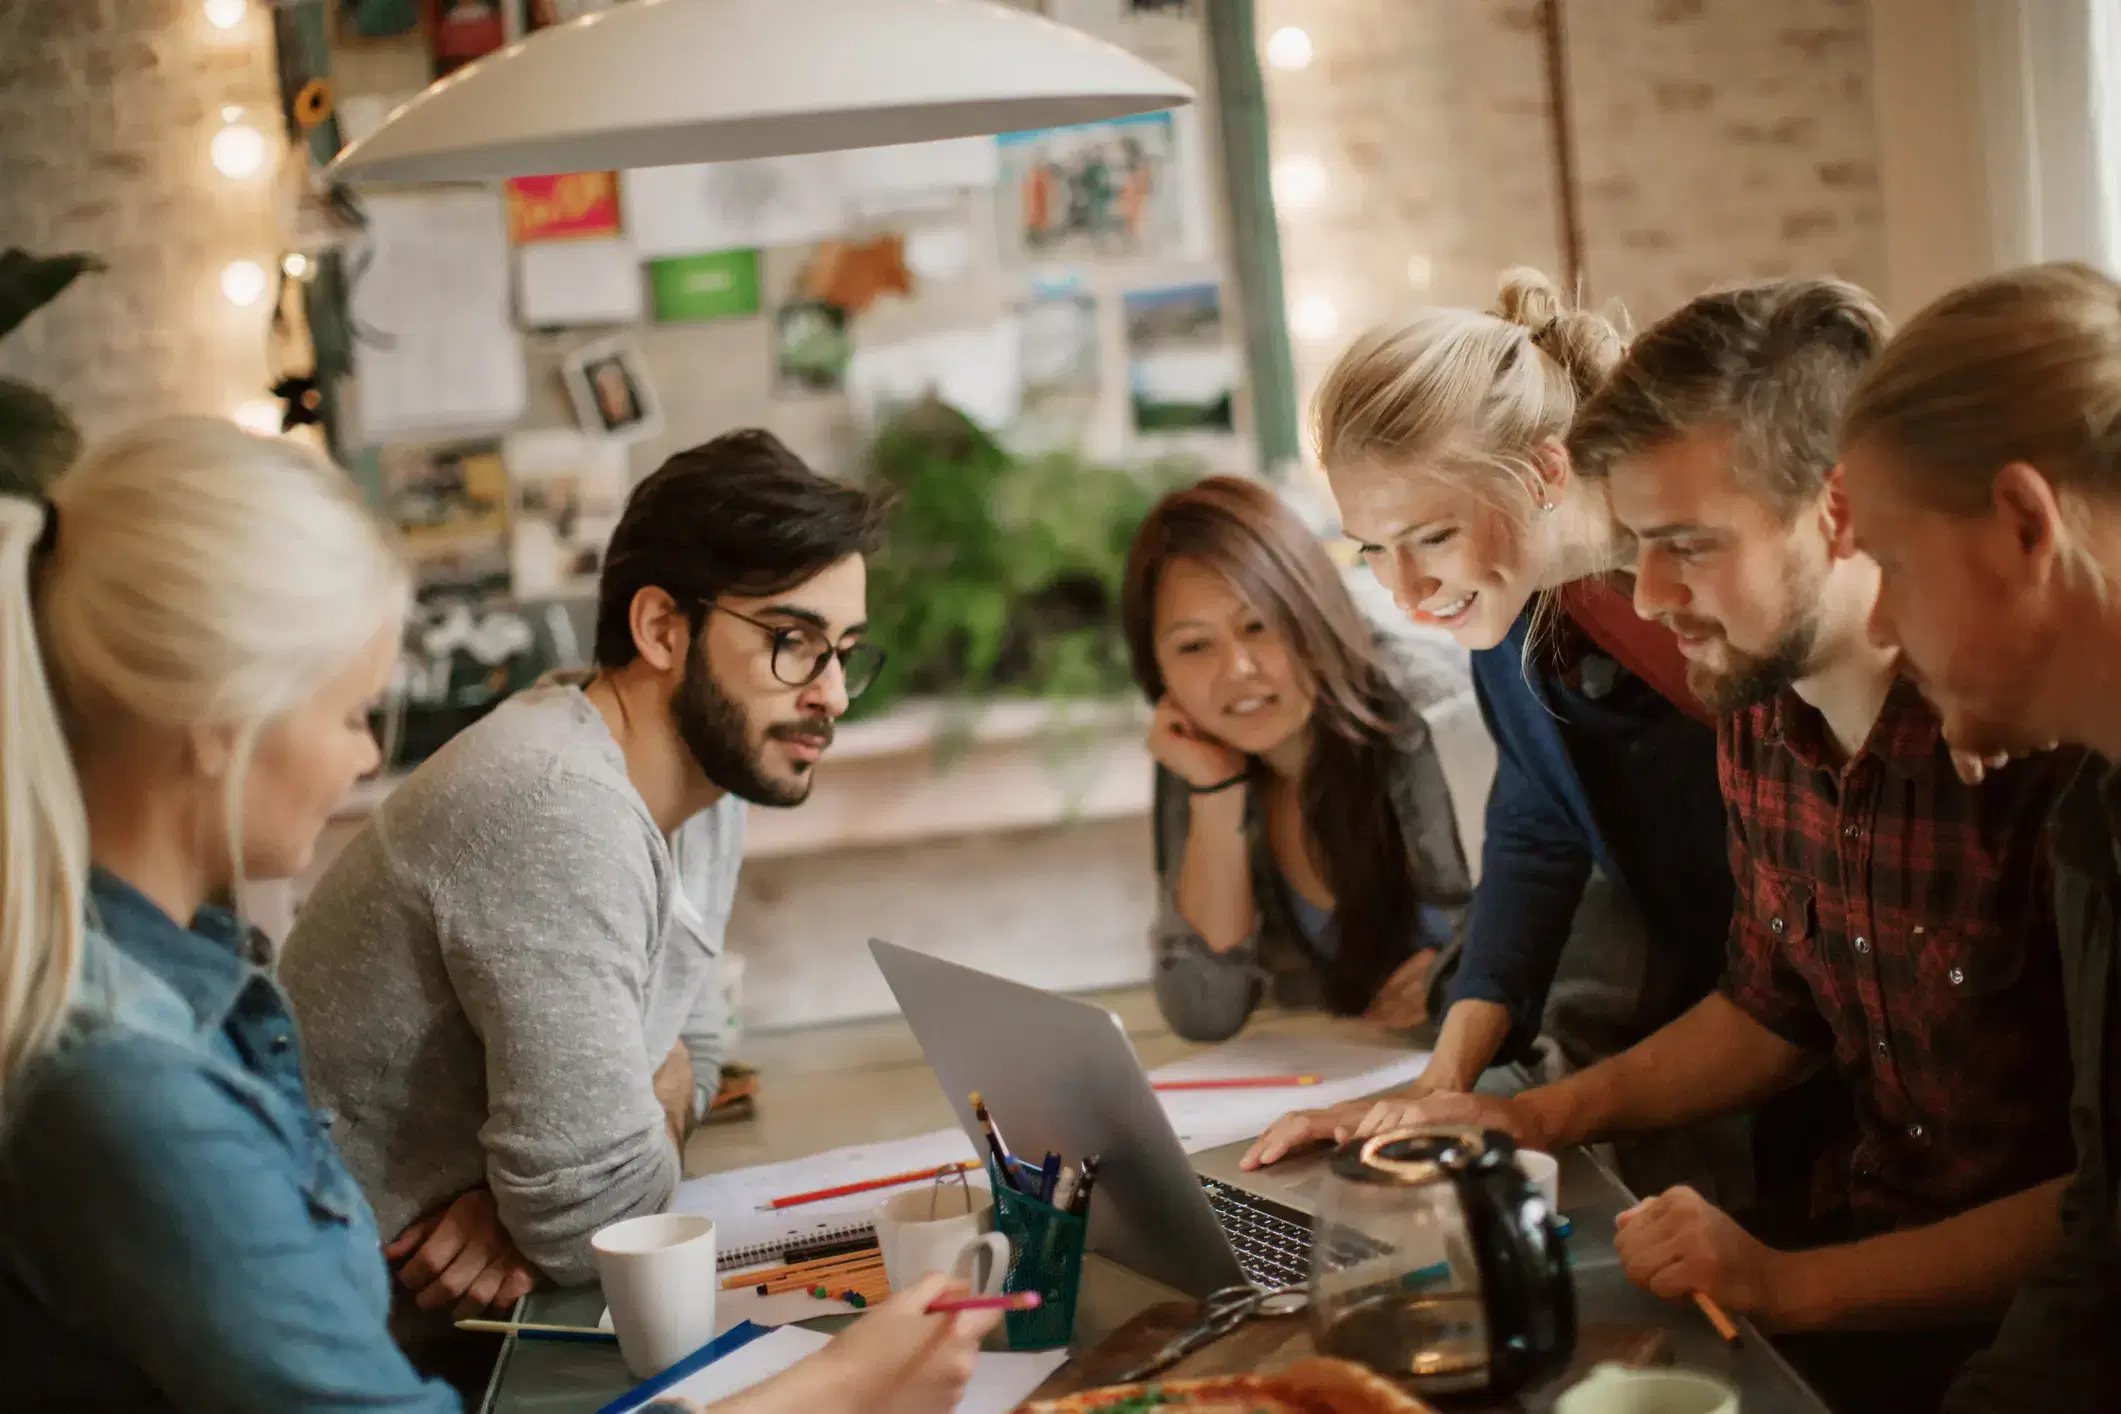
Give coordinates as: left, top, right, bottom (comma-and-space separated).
0, 870, 459, 1412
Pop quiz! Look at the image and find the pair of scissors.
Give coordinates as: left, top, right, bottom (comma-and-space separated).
1115, 1283, 1309, 1382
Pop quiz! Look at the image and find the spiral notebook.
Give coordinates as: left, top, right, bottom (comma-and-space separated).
670, 1127, 980, 1269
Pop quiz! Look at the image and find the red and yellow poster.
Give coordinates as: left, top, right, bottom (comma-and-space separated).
505, 172, 623, 244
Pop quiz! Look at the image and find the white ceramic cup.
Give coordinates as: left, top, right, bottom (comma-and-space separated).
1516, 1149, 1561, 1208
1556, 1362, 1740, 1414
874, 1184, 1010, 1295
592, 1213, 719, 1379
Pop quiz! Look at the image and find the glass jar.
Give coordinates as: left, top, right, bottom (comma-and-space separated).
1308, 1124, 1574, 1396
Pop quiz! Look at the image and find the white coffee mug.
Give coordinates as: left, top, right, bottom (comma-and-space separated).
592, 1213, 719, 1379
1516, 1149, 1561, 1208
874, 1184, 1010, 1295
1556, 1362, 1740, 1414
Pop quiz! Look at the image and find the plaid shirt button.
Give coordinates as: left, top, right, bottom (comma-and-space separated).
1909, 1123, 1926, 1141
1854, 936, 1871, 955
1948, 967, 1965, 987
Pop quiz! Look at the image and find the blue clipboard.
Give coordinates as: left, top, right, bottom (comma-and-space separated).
594, 1320, 775, 1414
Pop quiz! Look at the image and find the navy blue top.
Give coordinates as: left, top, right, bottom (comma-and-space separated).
1449, 605, 1734, 1064
0, 871, 458, 1412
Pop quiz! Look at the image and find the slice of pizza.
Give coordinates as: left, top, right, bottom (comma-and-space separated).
1018, 1357, 1439, 1414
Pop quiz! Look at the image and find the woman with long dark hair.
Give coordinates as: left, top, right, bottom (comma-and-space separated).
1121, 475, 1474, 1041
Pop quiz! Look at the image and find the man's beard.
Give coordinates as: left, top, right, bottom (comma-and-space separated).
1666, 561, 1831, 715
1678, 617, 1822, 714
671, 644, 833, 808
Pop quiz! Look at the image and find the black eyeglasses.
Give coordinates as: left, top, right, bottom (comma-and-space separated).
711, 605, 887, 699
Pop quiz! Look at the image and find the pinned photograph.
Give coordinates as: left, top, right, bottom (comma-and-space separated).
1124, 282, 1240, 435
383, 440, 512, 594
503, 429, 630, 600
1014, 284, 1101, 449
996, 113, 1186, 265
562, 338, 663, 443
775, 300, 852, 395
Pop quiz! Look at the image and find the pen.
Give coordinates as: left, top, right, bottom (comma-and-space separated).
1037, 1151, 1062, 1204
971, 1091, 1020, 1192
1067, 1154, 1100, 1217
1050, 1162, 1080, 1212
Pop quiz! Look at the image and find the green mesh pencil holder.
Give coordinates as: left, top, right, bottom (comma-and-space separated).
982, 1155, 1087, 1350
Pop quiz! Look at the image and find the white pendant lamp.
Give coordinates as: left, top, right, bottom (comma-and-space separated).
327, 0, 1195, 185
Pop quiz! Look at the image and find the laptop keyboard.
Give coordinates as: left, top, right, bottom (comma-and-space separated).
1199, 1177, 1316, 1289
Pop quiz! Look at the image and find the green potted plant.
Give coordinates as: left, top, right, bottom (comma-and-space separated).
855, 398, 1193, 747
0, 248, 102, 497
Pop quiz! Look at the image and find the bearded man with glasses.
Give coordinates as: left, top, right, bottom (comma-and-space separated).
279, 430, 890, 1393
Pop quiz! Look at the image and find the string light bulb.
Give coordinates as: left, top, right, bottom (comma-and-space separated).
211, 119, 267, 178
283, 252, 312, 279
204, 0, 246, 30
1265, 27, 1313, 70
221, 259, 269, 308
1271, 156, 1327, 211
1290, 295, 1339, 344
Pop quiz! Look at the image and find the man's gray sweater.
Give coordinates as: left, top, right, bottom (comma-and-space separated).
281, 684, 745, 1284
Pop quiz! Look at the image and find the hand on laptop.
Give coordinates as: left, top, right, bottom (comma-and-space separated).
385, 1186, 540, 1318
1241, 1090, 1550, 1169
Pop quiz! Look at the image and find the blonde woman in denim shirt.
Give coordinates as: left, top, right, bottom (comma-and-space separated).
0, 419, 996, 1413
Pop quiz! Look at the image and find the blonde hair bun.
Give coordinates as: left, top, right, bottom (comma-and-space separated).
1490, 267, 1627, 403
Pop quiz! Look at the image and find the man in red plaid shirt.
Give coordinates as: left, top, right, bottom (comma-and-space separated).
1353, 278, 2077, 1414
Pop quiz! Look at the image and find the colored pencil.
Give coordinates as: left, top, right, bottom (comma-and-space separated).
455, 1319, 617, 1343
1152, 1075, 1322, 1091
1693, 1292, 1741, 1345
723, 1245, 884, 1291
763, 1257, 887, 1295
925, 1291, 1042, 1314
766, 1160, 977, 1211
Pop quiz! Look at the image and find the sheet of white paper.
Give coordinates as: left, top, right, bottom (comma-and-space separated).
350, 189, 526, 441
516, 237, 644, 326
624, 155, 849, 257
639, 1326, 1065, 1414
652, 1326, 832, 1406
847, 322, 1023, 432
668, 1127, 979, 1267
1150, 1035, 1435, 1155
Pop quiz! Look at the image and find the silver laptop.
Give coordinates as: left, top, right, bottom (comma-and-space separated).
871, 939, 1327, 1298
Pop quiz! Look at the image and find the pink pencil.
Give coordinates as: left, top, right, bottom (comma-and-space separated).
925, 1291, 1043, 1315
1153, 1075, 1321, 1092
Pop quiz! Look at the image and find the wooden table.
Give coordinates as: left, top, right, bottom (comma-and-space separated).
480, 1137, 1829, 1414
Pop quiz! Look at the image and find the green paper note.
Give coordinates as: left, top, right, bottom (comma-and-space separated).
649, 249, 762, 322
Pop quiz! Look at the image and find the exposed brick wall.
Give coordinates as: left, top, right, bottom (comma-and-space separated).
1259, 0, 1887, 423
0, 0, 283, 441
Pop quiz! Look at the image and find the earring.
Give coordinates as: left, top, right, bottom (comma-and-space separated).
1540, 500, 1556, 514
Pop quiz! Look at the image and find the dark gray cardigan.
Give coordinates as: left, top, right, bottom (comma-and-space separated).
1148, 637, 1475, 1041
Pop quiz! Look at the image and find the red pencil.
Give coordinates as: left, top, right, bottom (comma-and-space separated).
925, 1291, 1043, 1314
1152, 1075, 1321, 1092
766, 1160, 977, 1210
